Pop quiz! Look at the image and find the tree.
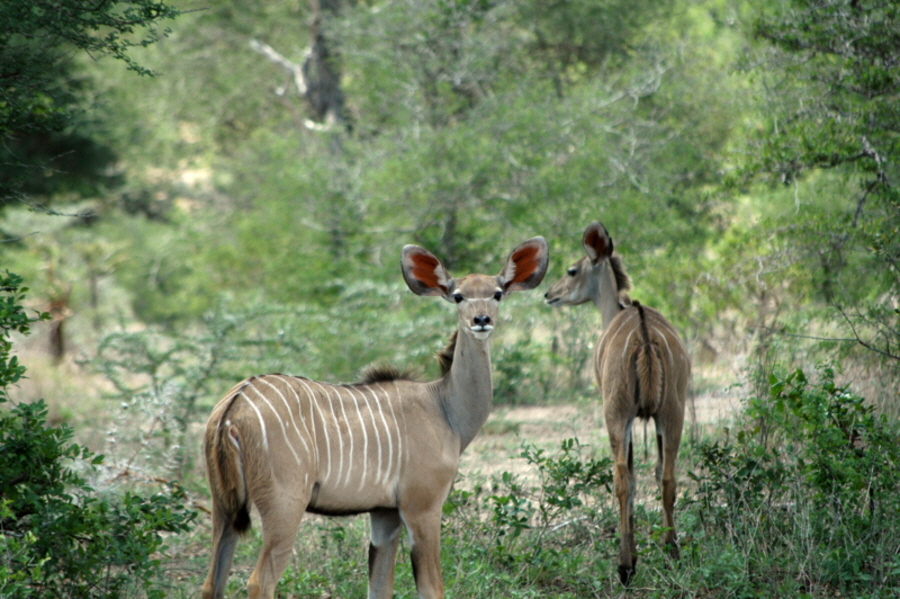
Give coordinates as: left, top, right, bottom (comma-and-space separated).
0, 0, 180, 208
745, 0, 900, 365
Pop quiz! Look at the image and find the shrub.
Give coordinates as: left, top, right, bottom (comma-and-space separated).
688, 365, 900, 596
0, 272, 197, 599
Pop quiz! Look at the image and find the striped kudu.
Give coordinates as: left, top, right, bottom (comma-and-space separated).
544, 222, 689, 586
201, 237, 549, 599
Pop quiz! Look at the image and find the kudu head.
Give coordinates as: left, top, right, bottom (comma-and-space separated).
402, 237, 549, 341
544, 221, 631, 312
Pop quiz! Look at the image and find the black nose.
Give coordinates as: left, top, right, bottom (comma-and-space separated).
544, 291, 549, 298
474, 315, 491, 327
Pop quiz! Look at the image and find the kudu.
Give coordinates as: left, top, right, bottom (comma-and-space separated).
544, 222, 689, 586
201, 237, 549, 599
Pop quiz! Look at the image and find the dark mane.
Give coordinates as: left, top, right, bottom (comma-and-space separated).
357, 363, 416, 384
610, 253, 632, 305
437, 331, 457, 377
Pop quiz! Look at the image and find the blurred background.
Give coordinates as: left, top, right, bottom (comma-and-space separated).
2, 0, 899, 596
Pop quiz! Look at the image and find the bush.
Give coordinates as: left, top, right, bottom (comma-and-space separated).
688, 365, 900, 596
0, 272, 197, 599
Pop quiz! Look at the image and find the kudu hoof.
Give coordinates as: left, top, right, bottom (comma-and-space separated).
618, 564, 635, 586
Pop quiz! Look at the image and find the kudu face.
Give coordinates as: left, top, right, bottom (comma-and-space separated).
447, 275, 504, 340
202, 237, 548, 599
544, 255, 602, 307
403, 240, 550, 342
544, 222, 625, 326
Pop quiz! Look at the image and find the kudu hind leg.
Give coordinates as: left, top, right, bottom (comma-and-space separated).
609, 421, 638, 586
201, 502, 243, 599
655, 415, 682, 559
368, 509, 403, 599
246, 493, 308, 599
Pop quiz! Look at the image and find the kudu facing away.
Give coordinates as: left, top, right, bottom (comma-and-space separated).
544, 222, 690, 586
201, 237, 549, 599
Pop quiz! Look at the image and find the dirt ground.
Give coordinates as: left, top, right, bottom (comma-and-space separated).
458, 380, 745, 488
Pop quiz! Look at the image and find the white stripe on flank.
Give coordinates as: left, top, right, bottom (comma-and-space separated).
652, 325, 675, 372
333, 385, 352, 487
392, 381, 408, 471
316, 381, 343, 481
306, 380, 334, 483
271, 375, 313, 458
359, 386, 384, 491
318, 382, 341, 484
608, 309, 636, 339
375, 385, 401, 484
260, 376, 311, 459
600, 309, 633, 359
622, 326, 637, 364
248, 382, 301, 466
211, 380, 249, 424
240, 384, 269, 452
367, 386, 394, 487
339, 388, 357, 487
292, 377, 322, 470
347, 387, 370, 490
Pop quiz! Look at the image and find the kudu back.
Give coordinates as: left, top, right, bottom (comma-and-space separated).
544, 222, 689, 586
201, 237, 548, 599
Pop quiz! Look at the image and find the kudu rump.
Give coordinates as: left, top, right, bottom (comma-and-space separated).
201, 238, 549, 599
544, 222, 690, 586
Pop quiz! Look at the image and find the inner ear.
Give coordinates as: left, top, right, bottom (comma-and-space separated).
500, 237, 549, 292
583, 222, 613, 264
401, 245, 451, 297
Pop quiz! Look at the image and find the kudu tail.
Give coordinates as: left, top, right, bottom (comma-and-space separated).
205, 394, 253, 535
632, 301, 664, 417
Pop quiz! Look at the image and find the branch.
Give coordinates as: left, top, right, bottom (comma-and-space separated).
250, 39, 338, 131
836, 305, 900, 363
249, 38, 310, 95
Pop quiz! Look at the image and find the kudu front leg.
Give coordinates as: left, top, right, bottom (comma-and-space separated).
402, 507, 446, 599
368, 509, 403, 599
610, 425, 637, 586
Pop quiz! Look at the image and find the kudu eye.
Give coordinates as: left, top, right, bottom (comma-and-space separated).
452, 292, 464, 304
567, 267, 578, 277
493, 290, 503, 301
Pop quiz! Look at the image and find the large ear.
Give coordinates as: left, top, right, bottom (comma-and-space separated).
498, 236, 549, 293
401, 245, 452, 297
583, 221, 613, 264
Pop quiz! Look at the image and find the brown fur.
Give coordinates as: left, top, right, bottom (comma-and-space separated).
358, 364, 415, 384
201, 237, 550, 599
545, 222, 689, 587
436, 331, 458, 377
632, 301, 664, 418
609, 254, 632, 305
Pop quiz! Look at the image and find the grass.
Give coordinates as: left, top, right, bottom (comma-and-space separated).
11, 310, 900, 599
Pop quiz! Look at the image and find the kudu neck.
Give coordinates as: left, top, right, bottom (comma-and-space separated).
592, 261, 624, 328
439, 329, 493, 453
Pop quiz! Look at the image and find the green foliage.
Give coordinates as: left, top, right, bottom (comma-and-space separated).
0, 272, 46, 399
0, 274, 196, 598
688, 365, 900, 595
750, 0, 900, 182
739, 0, 900, 372
0, 0, 181, 210
0, 0, 179, 137
441, 438, 614, 594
